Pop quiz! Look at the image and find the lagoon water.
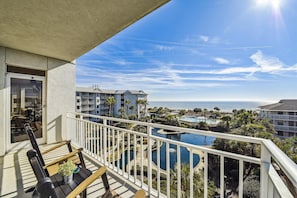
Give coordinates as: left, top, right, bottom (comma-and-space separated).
152, 128, 215, 170
149, 101, 269, 112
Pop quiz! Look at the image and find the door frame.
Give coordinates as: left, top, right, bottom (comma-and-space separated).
6, 72, 46, 151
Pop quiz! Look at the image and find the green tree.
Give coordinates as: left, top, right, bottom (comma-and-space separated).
170, 164, 216, 197
118, 107, 126, 118
275, 136, 297, 163
125, 99, 131, 115
137, 99, 148, 118
105, 96, 116, 117
221, 115, 232, 130
194, 108, 202, 114
214, 106, 220, 112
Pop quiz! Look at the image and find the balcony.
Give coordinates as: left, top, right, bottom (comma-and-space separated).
65, 113, 297, 198
1, 113, 296, 197
274, 125, 297, 132
0, 144, 140, 197
265, 114, 297, 121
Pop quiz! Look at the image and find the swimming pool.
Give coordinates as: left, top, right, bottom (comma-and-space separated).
179, 115, 219, 125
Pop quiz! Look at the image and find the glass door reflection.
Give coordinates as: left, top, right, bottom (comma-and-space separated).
10, 78, 43, 143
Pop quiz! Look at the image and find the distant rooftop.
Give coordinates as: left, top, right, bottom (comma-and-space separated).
259, 99, 297, 111
76, 86, 147, 95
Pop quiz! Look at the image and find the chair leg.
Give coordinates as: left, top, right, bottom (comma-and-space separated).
81, 189, 87, 198
78, 151, 86, 168
102, 172, 110, 191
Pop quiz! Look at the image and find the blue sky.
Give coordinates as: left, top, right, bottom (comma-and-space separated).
77, 0, 297, 102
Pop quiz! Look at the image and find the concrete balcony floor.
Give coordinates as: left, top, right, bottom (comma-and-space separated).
0, 143, 140, 198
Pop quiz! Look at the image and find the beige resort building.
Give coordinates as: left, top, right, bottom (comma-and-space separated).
76, 86, 148, 119
259, 99, 297, 138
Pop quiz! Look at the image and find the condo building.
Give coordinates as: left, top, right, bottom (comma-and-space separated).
259, 99, 297, 138
76, 86, 148, 119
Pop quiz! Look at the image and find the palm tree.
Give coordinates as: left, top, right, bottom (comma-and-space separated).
105, 96, 116, 117
125, 99, 131, 115
221, 115, 232, 130
170, 163, 216, 197
137, 99, 148, 118
118, 107, 125, 118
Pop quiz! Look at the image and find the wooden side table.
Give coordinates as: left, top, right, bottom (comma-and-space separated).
50, 167, 92, 197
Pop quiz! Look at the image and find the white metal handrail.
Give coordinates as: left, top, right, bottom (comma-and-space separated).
66, 112, 296, 198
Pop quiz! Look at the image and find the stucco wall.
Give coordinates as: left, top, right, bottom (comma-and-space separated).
47, 58, 75, 143
0, 47, 75, 155
0, 47, 6, 156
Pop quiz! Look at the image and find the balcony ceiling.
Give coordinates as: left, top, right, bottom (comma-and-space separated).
0, 0, 169, 62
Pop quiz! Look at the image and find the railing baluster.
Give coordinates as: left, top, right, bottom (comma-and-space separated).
96, 125, 100, 160
128, 132, 131, 180
166, 142, 170, 198
122, 131, 125, 176
90, 124, 94, 156
85, 122, 88, 152
134, 134, 137, 183
190, 148, 193, 198
141, 136, 144, 187
239, 160, 243, 198
204, 152, 208, 198
112, 129, 115, 169
100, 125, 103, 159
147, 126, 152, 196
268, 177, 274, 198
107, 127, 110, 166
103, 119, 107, 165
177, 145, 181, 198
157, 140, 160, 196
117, 130, 120, 173
220, 155, 225, 198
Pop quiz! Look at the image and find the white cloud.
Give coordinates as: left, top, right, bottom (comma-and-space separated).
250, 50, 283, 73
113, 60, 131, 66
155, 45, 174, 51
250, 50, 297, 73
214, 57, 230, 65
209, 36, 220, 44
215, 66, 260, 74
200, 35, 209, 42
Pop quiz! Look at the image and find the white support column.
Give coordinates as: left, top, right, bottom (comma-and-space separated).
260, 143, 271, 198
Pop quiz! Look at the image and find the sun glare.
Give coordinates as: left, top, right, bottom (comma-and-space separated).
256, 0, 282, 9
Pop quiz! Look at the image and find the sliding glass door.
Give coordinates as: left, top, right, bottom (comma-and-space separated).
7, 73, 45, 148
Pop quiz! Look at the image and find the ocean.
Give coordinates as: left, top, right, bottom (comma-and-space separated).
148, 101, 270, 112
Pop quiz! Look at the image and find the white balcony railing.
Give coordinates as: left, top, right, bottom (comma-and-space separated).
274, 125, 297, 132
265, 114, 297, 121
66, 112, 297, 198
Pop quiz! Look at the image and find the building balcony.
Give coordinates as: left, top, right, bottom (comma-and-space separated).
265, 114, 297, 121
0, 143, 140, 197
65, 113, 297, 198
1, 113, 296, 197
274, 125, 297, 132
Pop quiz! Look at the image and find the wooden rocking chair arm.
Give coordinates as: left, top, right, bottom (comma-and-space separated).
43, 148, 83, 168
66, 166, 107, 198
133, 190, 146, 198
41, 140, 72, 154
